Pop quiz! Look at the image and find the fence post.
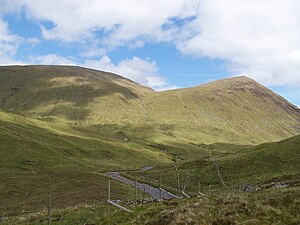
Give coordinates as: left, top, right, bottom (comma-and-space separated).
48, 195, 52, 225
108, 179, 111, 214
135, 176, 137, 206
159, 174, 162, 199
198, 181, 201, 193
141, 187, 145, 208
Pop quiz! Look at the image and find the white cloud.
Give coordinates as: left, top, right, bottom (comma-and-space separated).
79, 47, 106, 58
0, 18, 23, 65
0, 0, 21, 15
18, 0, 198, 44
176, 0, 300, 87
2, 0, 300, 90
155, 85, 179, 91
25, 37, 40, 47
28, 54, 75, 65
84, 56, 174, 89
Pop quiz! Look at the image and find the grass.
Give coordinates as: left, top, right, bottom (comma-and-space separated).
0, 65, 299, 224
0, 110, 169, 174
5, 186, 299, 224
103, 186, 300, 225
0, 109, 169, 217
1, 66, 299, 145
126, 135, 300, 195
0, 110, 299, 223
141, 76, 300, 144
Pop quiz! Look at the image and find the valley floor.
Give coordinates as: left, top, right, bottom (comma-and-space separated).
0, 109, 299, 224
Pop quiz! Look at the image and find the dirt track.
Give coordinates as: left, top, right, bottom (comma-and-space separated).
107, 172, 176, 200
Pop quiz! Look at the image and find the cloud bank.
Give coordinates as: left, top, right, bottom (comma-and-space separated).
84, 56, 174, 90
0, 18, 22, 64
177, 0, 300, 87
1, 0, 300, 90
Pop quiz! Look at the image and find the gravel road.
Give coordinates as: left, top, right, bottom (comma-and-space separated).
107, 172, 177, 200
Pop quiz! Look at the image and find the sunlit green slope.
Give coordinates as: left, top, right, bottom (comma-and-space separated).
143, 76, 300, 144
0, 109, 168, 174
0, 65, 299, 145
0, 65, 152, 125
0, 109, 169, 210
138, 135, 300, 192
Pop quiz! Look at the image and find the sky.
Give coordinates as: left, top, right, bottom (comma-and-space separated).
0, 0, 299, 106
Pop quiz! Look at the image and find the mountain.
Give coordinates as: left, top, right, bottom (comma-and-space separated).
0, 109, 167, 174
143, 76, 300, 144
0, 65, 299, 145
0, 65, 152, 125
1, 65, 299, 221
0, 108, 169, 212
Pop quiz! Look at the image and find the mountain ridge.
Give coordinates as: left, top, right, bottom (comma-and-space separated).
0, 65, 299, 221
0, 65, 299, 144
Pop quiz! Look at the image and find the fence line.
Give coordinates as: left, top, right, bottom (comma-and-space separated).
1, 173, 253, 224
0, 185, 101, 210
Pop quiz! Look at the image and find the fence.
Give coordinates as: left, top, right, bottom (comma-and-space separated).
0, 177, 164, 224
0, 173, 257, 224
0, 184, 109, 224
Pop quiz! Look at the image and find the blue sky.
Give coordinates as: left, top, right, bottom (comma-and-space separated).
0, 0, 299, 106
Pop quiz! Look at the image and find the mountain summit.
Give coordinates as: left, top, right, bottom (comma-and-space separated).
0, 65, 299, 144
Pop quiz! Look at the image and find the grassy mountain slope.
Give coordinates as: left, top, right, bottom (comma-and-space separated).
118, 134, 300, 225
130, 135, 300, 194
0, 66, 299, 145
0, 109, 168, 173
5, 135, 300, 224
0, 65, 299, 223
0, 65, 152, 125
143, 76, 300, 144
0, 109, 169, 214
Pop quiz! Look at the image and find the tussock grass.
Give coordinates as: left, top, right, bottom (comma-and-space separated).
102, 187, 300, 225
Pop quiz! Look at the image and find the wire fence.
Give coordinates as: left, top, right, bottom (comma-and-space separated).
0, 184, 111, 224
0, 177, 156, 224
0, 172, 259, 225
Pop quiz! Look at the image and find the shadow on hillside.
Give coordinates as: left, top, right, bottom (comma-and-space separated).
0, 66, 144, 121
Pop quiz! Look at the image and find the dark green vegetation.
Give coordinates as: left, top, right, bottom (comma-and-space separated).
0, 65, 299, 224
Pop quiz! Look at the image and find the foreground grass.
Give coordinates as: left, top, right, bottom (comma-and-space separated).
104, 187, 300, 225
5, 187, 299, 224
